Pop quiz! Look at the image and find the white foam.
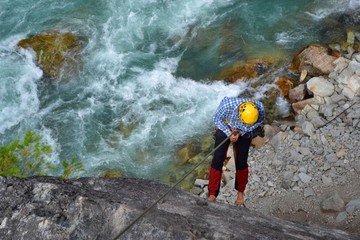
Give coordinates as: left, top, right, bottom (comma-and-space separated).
275, 31, 305, 47
0, 43, 42, 134
254, 83, 290, 116
305, 0, 360, 20
276, 96, 291, 116
82, 56, 245, 174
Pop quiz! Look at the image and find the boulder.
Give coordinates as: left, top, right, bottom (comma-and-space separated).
275, 77, 294, 97
291, 44, 338, 76
306, 77, 335, 97
347, 75, 360, 95
292, 98, 315, 113
288, 83, 307, 103
18, 32, 81, 79
1, 176, 359, 240
260, 86, 282, 123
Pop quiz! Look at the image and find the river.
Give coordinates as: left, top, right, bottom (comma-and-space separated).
1, 0, 359, 182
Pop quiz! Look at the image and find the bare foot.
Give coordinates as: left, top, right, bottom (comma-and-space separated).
207, 195, 216, 202
234, 192, 245, 206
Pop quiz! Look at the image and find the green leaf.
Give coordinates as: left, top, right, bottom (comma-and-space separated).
0, 130, 84, 179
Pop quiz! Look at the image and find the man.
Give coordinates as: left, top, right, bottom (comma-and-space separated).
207, 97, 265, 206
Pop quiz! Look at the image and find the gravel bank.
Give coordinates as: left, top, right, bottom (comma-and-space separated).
195, 52, 360, 234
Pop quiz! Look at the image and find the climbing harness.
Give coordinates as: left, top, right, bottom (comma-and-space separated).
112, 131, 238, 240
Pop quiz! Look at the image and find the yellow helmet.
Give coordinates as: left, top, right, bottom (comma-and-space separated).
238, 102, 259, 125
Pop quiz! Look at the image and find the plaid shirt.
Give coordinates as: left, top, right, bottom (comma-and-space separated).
213, 97, 265, 136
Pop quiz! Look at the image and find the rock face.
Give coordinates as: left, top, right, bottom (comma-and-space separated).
0, 176, 359, 240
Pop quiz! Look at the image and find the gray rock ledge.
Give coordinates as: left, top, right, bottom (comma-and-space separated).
0, 176, 359, 240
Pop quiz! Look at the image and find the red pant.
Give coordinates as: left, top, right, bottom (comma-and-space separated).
208, 129, 251, 197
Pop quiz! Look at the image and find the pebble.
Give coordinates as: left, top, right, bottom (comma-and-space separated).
346, 199, 360, 214
304, 187, 315, 198
299, 172, 312, 183
322, 175, 333, 186
335, 212, 348, 223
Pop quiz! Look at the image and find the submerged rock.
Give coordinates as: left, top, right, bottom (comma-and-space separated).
0, 176, 359, 240
216, 58, 272, 83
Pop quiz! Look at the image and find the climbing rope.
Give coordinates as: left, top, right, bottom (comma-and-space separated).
317, 101, 357, 130
112, 131, 236, 239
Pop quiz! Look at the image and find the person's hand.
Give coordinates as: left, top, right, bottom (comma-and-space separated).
230, 129, 240, 142
230, 134, 238, 142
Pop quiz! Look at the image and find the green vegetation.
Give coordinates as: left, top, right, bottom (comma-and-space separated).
61, 157, 85, 179
0, 131, 84, 178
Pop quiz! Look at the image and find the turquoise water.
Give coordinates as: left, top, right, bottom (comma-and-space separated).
1, 0, 359, 180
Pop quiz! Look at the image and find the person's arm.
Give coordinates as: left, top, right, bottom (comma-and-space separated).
213, 98, 232, 137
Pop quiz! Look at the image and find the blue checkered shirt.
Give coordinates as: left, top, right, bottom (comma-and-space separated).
213, 97, 265, 136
